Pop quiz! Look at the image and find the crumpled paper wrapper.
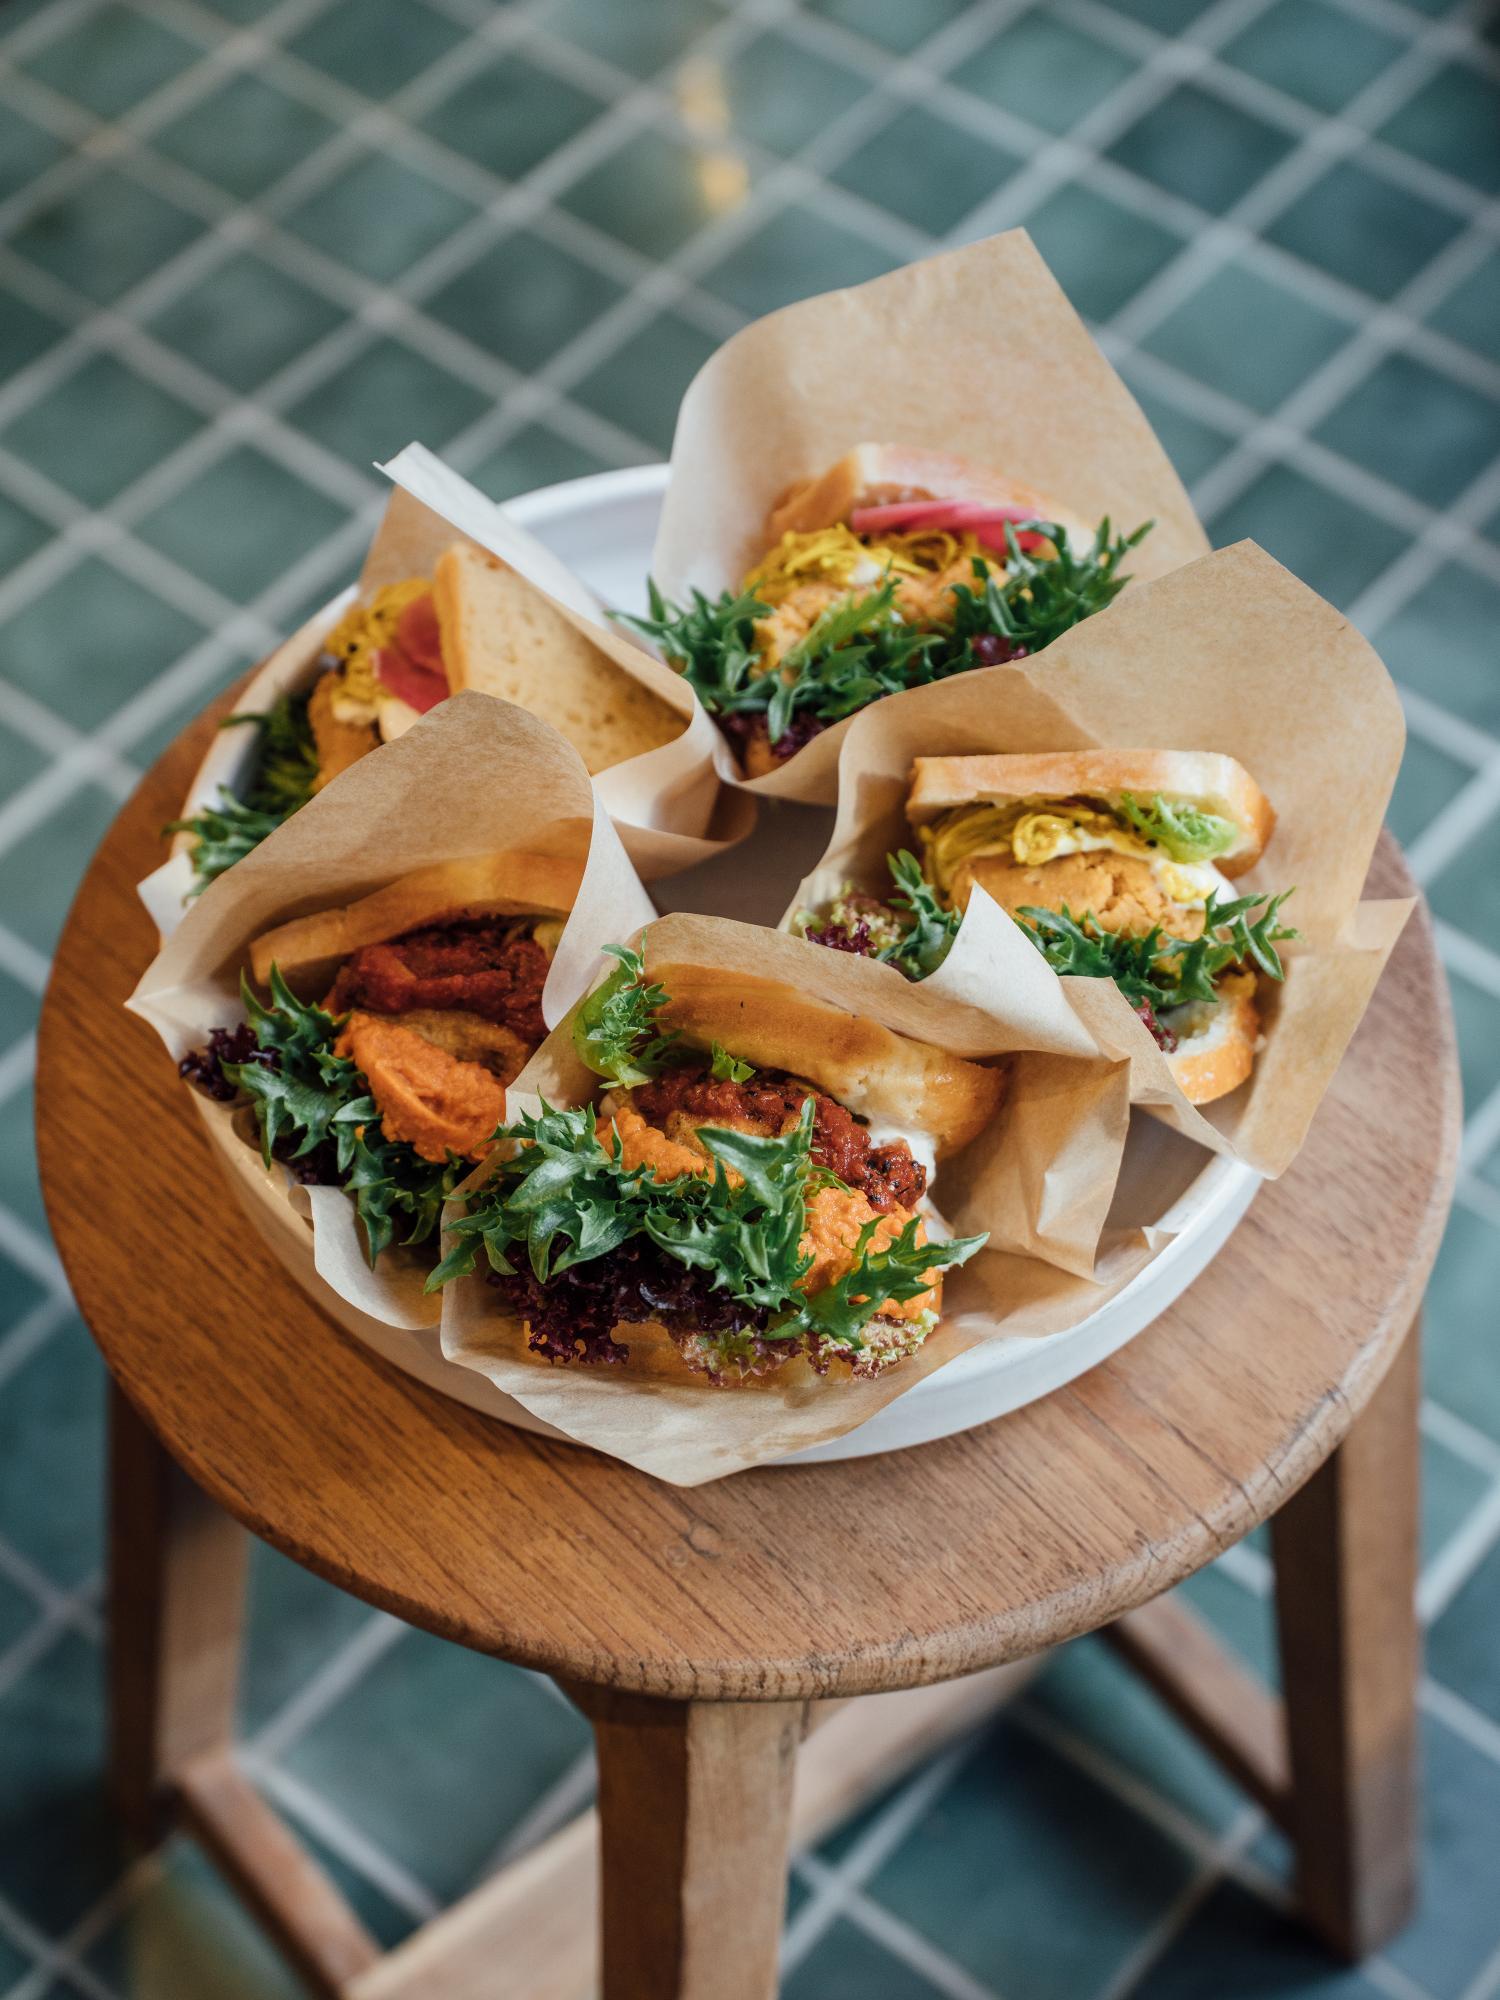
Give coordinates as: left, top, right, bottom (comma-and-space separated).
437, 910, 1165, 1486
602, 227, 1211, 804
126, 693, 658, 1332
789, 539, 1412, 1180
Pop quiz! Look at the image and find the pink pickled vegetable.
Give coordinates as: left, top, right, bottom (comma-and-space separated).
849, 499, 1052, 554
395, 592, 445, 676
375, 591, 449, 713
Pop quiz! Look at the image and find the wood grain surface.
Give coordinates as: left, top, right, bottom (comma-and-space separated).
36, 693, 1460, 1701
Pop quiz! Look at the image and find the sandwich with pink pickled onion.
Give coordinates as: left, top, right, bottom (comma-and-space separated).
619, 443, 1152, 777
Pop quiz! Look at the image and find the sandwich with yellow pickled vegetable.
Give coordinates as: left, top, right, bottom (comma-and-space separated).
618, 442, 1151, 777
427, 944, 1002, 1381
796, 750, 1296, 1106
177, 850, 582, 1264
172, 547, 680, 891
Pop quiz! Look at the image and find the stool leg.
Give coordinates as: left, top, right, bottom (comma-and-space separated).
108, 1381, 249, 1843
1270, 1316, 1421, 1959
584, 1689, 803, 2000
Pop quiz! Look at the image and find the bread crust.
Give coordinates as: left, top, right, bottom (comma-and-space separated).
1166, 970, 1259, 1104
907, 749, 1275, 875
766, 443, 1093, 549
250, 850, 582, 988
649, 961, 1005, 1156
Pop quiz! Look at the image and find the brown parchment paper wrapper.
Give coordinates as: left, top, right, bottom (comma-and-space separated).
437, 911, 1164, 1485
379, 445, 756, 875
126, 693, 658, 1332
605, 228, 1211, 805
788, 539, 1412, 1180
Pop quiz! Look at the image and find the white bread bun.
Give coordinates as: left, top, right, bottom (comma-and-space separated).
766, 443, 1095, 550
433, 544, 681, 775
250, 849, 582, 990
1165, 969, 1259, 1105
907, 749, 1274, 876
649, 961, 1005, 1157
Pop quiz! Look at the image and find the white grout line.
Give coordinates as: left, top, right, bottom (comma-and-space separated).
479, 1745, 597, 1876
0, 1208, 65, 1297
833, 1875, 1009, 2000
1423, 1400, 1500, 1481
1093, 1804, 1265, 2000
245, 1608, 403, 1766
246, 1755, 442, 1925
1460, 1929, 1500, 2000
0, 1878, 121, 2000
0, 1293, 75, 1396
1403, 761, 1500, 891
1436, 921, 1500, 1004
1418, 1475, 1500, 1623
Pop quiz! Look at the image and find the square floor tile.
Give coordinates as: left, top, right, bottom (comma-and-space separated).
0, 291, 68, 382
0, 103, 69, 195
1429, 246, 1500, 358
2, 771, 116, 949
0, 351, 201, 507
8, 167, 203, 307
1426, 1205, 1500, 1446
1115, 368, 1237, 486
953, 8, 1135, 134
0, 1081, 44, 1238
417, 51, 608, 183
719, 30, 869, 157
559, 126, 754, 262
802, 0, 968, 54
0, 1566, 37, 1664
569, 309, 717, 454
1374, 562, 1500, 733
0, 1241, 48, 1339
784, 1916, 949, 1998
285, 0, 467, 99
1092, 0, 1218, 28
1022, 180, 1183, 322
1107, 83, 1294, 215
0, 1314, 103, 1589
1427, 798, 1500, 948
0, 1632, 121, 1936
285, 1629, 590, 1902
1424, 1429, 1495, 1571
151, 70, 339, 202
1384, 1713, 1500, 1998
830, 100, 1019, 235
466, 422, 611, 502
282, 149, 479, 285
427, 227, 626, 374
1429, 1522, 1500, 1724
1314, 351, 1500, 510
0, 492, 51, 584
1266, 156, 1466, 301
1221, 0, 1406, 116
1387, 732, 1475, 847
285, 334, 489, 469
1208, 461, 1407, 610
696, 200, 895, 316
3, 556, 205, 730
862, 1716, 1197, 1997
240, 1544, 379, 1736
1143, 260, 1353, 414
1379, 62, 1500, 196
18, 2, 202, 120
127, 642, 262, 768
1447, 968, 1500, 1117
144, 248, 346, 394
1133, 1877, 1395, 1997
134, 446, 350, 602
537, 0, 727, 77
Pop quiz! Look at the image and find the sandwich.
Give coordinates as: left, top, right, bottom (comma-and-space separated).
428, 945, 1002, 1381
178, 850, 583, 1262
796, 750, 1296, 1105
172, 547, 682, 891
619, 443, 1151, 778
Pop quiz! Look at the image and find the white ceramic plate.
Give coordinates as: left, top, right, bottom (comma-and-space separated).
165, 464, 1260, 1468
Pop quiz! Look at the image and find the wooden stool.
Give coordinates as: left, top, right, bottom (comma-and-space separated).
37, 706, 1458, 2000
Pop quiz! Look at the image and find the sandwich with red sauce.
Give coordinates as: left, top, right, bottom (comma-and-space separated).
429, 944, 1003, 1380
797, 750, 1296, 1106
619, 443, 1151, 777
178, 850, 582, 1262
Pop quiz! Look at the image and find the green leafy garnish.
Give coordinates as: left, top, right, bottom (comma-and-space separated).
571, 945, 681, 1087
710, 1041, 755, 1083
1114, 792, 1237, 865
616, 517, 1152, 749
223, 966, 464, 1265
1019, 889, 1298, 1014
428, 1096, 984, 1361
879, 851, 962, 980
167, 691, 320, 892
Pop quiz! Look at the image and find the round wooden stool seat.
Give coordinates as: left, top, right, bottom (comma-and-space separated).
38, 701, 1459, 1705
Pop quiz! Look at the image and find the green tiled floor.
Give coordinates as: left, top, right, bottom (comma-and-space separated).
2, 0, 1500, 1995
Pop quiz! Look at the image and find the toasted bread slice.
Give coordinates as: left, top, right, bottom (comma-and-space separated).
1166, 969, 1259, 1105
649, 960, 1005, 1157
907, 749, 1274, 877
250, 849, 583, 990
766, 443, 1095, 549
433, 544, 681, 776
